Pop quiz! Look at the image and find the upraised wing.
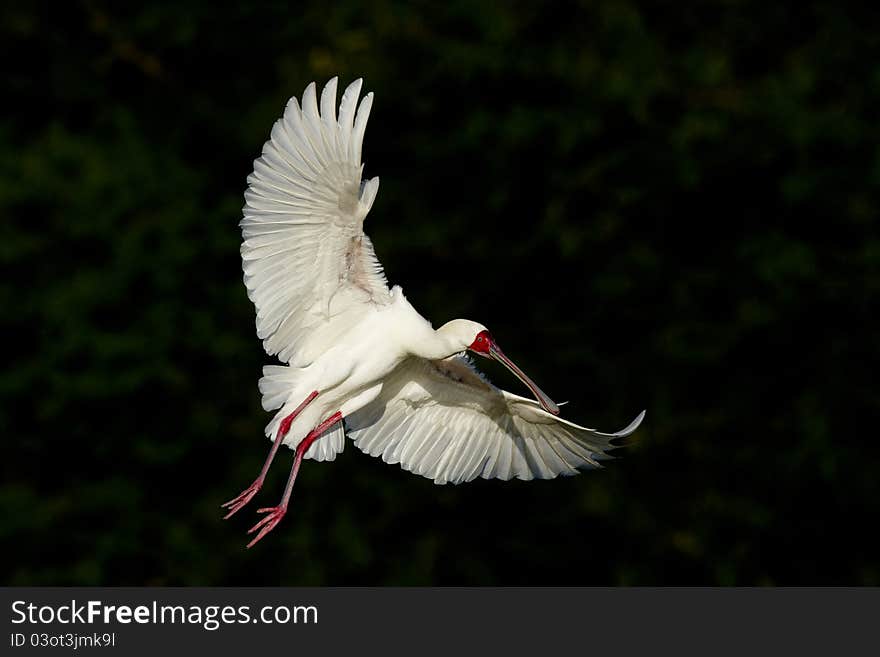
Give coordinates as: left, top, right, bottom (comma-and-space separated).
241, 78, 390, 365
345, 356, 645, 485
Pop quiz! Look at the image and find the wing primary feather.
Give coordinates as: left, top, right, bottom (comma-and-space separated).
320, 76, 338, 125
352, 92, 374, 163
339, 78, 363, 144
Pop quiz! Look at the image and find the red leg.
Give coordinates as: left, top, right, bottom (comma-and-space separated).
222, 390, 318, 519
246, 411, 343, 548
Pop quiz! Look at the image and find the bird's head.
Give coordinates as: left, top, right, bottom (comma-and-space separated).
436, 319, 560, 415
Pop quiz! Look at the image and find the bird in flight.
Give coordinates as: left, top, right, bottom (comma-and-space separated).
223, 77, 645, 547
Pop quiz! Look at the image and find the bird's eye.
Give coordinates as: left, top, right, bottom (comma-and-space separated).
477, 336, 483, 343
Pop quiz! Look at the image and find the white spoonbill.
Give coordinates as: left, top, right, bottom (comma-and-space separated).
223, 77, 645, 547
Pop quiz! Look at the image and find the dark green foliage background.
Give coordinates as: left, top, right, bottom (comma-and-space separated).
2, 2, 878, 585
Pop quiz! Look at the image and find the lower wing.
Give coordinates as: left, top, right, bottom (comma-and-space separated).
345, 355, 645, 485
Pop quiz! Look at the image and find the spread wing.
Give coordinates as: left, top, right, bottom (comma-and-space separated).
241, 77, 390, 365
345, 356, 645, 485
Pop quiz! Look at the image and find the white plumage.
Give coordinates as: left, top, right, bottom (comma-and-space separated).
347, 355, 645, 485
225, 77, 645, 547
241, 77, 389, 366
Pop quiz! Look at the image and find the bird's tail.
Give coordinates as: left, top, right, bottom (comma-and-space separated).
259, 365, 305, 412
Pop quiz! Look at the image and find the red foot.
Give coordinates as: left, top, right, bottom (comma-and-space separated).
246, 506, 287, 548
221, 478, 264, 519
239, 410, 343, 549
221, 390, 319, 520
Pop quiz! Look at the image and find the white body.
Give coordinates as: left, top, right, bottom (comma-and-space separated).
259, 286, 429, 457
241, 78, 644, 484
